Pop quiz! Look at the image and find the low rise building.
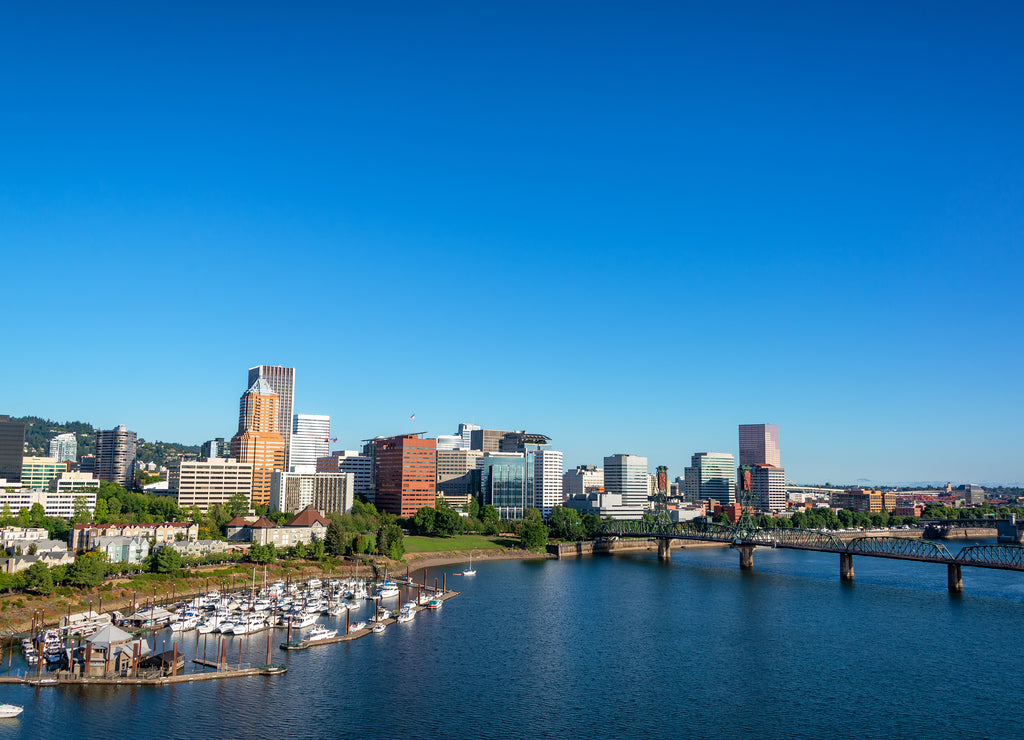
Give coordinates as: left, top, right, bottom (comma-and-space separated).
169, 458, 253, 513
0, 487, 96, 519
70, 522, 198, 552
230, 507, 330, 547
93, 535, 150, 564
52, 471, 101, 493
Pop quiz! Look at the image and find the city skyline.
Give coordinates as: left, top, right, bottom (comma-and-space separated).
2, 3, 1022, 486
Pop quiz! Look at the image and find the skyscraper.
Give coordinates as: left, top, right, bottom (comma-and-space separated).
230, 378, 286, 508
480, 452, 532, 521
49, 432, 77, 463
248, 365, 295, 466
533, 449, 564, 518
289, 414, 330, 471
738, 424, 781, 467
686, 452, 736, 505
96, 424, 137, 490
373, 434, 436, 517
0, 416, 25, 483
603, 454, 648, 520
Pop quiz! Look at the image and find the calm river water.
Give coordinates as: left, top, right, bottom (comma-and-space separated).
2, 539, 1024, 739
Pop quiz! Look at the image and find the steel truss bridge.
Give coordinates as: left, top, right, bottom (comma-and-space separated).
599, 519, 1024, 592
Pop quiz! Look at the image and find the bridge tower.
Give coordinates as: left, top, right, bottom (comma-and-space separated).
735, 464, 759, 539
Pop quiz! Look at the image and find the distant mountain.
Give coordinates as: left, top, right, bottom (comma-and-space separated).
13, 416, 199, 468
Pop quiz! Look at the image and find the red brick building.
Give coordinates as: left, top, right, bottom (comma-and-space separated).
373, 434, 437, 517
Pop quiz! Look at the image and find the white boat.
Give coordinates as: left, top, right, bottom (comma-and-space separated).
462, 553, 476, 576
397, 610, 414, 623
371, 622, 386, 634
306, 624, 338, 642
0, 705, 23, 718
169, 615, 199, 632
375, 582, 400, 599
349, 621, 367, 634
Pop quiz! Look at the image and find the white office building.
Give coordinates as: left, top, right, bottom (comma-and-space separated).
169, 458, 254, 513
270, 470, 353, 515
317, 451, 373, 500
603, 454, 648, 520
290, 414, 331, 472
533, 449, 563, 519
562, 466, 604, 500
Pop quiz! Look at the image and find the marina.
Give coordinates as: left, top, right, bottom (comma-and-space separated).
0, 570, 458, 687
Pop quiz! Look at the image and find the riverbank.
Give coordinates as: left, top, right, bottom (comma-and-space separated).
402, 546, 552, 575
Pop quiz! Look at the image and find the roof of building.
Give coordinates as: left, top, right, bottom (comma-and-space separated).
88, 624, 135, 647
285, 506, 331, 528
246, 377, 277, 397
225, 516, 250, 528
250, 517, 277, 528
72, 522, 195, 531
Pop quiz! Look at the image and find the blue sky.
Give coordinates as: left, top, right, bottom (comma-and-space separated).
1, 1, 1021, 485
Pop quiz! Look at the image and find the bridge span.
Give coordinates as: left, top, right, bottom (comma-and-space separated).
600, 519, 1024, 592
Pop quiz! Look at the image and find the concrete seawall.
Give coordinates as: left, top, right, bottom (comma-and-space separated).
551, 539, 726, 558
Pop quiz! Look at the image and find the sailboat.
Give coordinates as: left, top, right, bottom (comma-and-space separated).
461, 553, 476, 577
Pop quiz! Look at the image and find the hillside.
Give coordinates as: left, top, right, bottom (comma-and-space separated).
13, 416, 200, 467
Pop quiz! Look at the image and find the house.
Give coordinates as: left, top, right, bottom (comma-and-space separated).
227, 507, 331, 547
70, 522, 199, 552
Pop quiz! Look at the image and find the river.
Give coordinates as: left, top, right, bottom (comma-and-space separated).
2, 539, 1023, 739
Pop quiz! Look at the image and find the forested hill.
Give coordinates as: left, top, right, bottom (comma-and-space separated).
13, 416, 200, 467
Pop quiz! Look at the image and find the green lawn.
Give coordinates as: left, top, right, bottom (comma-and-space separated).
403, 534, 512, 553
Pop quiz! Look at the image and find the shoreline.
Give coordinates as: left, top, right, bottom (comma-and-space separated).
401, 547, 553, 576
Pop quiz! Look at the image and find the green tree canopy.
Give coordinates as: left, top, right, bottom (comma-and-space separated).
519, 517, 549, 552
152, 546, 183, 573
24, 560, 53, 595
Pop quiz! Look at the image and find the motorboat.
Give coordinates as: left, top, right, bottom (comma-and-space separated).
371, 622, 386, 634
426, 598, 442, 610
376, 583, 400, 599
349, 621, 367, 634
0, 704, 23, 718
306, 624, 338, 641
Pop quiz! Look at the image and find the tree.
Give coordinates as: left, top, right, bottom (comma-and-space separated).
72, 496, 92, 524
0, 503, 12, 526
308, 538, 325, 560
227, 493, 250, 518
24, 561, 53, 595
293, 541, 307, 559
92, 498, 109, 524
325, 519, 348, 556
377, 520, 405, 560
548, 506, 583, 540
581, 513, 603, 539
434, 507, 462, 538
413, 506, 437, 535
248, 543, 276, 564
519, 517, 549, 552
152, 546, 183, 573
466, 496, 480, 519
29, 503, 46, 527
481, 505, 499, 526
65, 553, 107, 587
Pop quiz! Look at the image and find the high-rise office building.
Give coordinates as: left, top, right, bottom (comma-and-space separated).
603, 454, 648, 520
0, 415, 25, 484
480, 452, 532, 521
373, 434, 436, 517
169, 458, 254, 513
248, 365, 295, 466
200, 438, 230, 459
470, 428, 515, 454
738, 424, 781, 467
436, 448, 483, 504
290, 414, 330, 471
457, 423, 480, 450
317, 451, 374, 500
270, 470, 352, 515
230, 378, 286, 508
96, 424, 137, 490
686, 452, 736, 505
533, 449, 563, 518
48, 432, 77, 463
751, 463, 787, 512
562, 465, 604, 499
20, 457, 67, 490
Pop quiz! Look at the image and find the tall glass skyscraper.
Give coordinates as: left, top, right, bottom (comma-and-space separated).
480, 452, 534, 521
49, 432, 78, 463
686, 452, 736, 505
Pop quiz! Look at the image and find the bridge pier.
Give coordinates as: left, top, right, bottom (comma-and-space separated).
738, 545, 755, 570
657, 539, 671, 562
948, 563, 963, 593
839, 552, 854, 581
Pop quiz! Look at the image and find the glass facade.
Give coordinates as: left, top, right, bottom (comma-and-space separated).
481, 452, 534, 520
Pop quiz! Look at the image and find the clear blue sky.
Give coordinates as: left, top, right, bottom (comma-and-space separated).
2, 1, 1021, 485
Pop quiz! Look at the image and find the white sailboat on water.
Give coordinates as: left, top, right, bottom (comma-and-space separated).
462, 552, 476, 577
